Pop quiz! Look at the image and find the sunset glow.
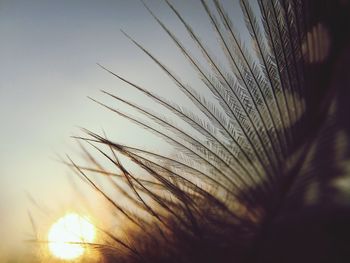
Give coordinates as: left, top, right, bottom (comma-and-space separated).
48, 213, 95, 260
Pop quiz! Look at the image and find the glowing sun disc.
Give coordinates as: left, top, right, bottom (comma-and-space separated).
48, 213, 96, 260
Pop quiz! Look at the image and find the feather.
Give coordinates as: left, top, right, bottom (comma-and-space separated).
63, 0, 350, 262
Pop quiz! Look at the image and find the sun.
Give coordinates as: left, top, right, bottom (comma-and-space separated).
48, 213, 96, 260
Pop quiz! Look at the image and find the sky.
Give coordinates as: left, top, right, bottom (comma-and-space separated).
0, 0, 245, 259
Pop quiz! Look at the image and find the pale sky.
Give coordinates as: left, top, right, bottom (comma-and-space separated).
0, 0, 245, 259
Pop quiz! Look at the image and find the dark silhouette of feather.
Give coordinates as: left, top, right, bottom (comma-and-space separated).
64, 0, 350, 262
